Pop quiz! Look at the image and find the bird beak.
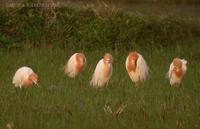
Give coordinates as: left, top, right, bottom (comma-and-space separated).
33, 80, 39, 87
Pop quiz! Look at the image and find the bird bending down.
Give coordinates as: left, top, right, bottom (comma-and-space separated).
168, 58, 187, 86
125, 51, 149, 83
64, 53, 86, 78
12, 66, 38, 88
90, 53, 113, 88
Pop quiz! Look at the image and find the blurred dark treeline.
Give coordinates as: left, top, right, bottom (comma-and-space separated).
0, 0, 200, 51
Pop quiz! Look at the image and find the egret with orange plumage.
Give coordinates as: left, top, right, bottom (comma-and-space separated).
167, 58, 187, 86
12, 66, 38, 88
125, 51, 149, 84
90, 53, 113, 88
64, 53, 86, 78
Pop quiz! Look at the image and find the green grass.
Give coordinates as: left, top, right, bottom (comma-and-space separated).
0, 42, 200, 129
0, 3, 200, 129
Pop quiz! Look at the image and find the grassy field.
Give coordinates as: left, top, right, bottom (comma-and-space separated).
0, 1, 200, 129
0, 41, 200, 129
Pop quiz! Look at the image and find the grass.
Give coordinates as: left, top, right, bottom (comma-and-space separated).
0, 42, 200, 129
0, 2, 200, 129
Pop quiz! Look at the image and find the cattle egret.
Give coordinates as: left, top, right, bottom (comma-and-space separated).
64, 53, 86, 78
90, 53, 113, 88
125, 51, 149, 83
168, 58, 187, 86
12, 66, 38, 88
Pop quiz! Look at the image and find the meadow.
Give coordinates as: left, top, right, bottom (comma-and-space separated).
0, 1, 200, 129
0, 43, 200, 129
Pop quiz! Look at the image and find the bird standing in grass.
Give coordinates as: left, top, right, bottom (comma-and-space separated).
125, 51, 149, 84
168, 58, 187, 86
90, 53, 113, 88
64, 53, 86, 78
12, 66, 38, 88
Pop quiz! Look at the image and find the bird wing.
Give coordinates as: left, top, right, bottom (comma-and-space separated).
167, 62, 174, 79
64, 54, 77, 75
12, 66, 33, 86
95, 59, 104, 78
125, 56, 129, 72
110, 63, 113, 77
181, 59, 187, 75
136, 54, 149, 81
90, 59, 104, 85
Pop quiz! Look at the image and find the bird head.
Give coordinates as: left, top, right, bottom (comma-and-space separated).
103, 53, 113, 64
77, 53, 86, 65
29, 73, 39, 86
173, 58, 182, 69
129, 51, 139, 64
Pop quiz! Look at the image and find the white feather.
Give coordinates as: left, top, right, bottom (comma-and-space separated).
181, 59, 187, 75
90, 59, 112, 88
12, 66, 34, 88
64, 53, 78, 78
181, 59, 187, 76
136, 54, 149, 81
126, 53, 149, 83
167, 58, 187, 86
181, 59, 187, 65
167, 62, 174, 79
